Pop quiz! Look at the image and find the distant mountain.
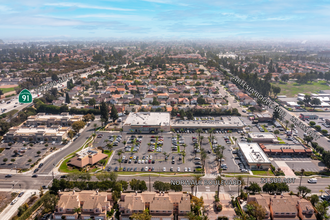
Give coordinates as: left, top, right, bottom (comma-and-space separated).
0, 39, 4, 44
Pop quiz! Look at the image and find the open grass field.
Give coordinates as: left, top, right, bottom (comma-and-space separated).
0, 87, 16, 93
252, 170, 274, 176
273, 80, 330, 97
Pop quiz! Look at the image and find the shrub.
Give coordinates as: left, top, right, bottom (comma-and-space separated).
8, 143, 12, 146
45, 144, 48, 147
29, 143, 33, 147
11, 158, 15, 162
217, 204, 223, 211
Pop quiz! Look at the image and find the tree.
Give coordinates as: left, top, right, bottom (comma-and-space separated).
311, 98, 321, 109
285, 120, 289, 130
303, 94, 311, 106
89, 98, 96, 107
272, 86, 281, 98
68, 130, 75, 139
303, 136, 313, 147
321, 130, 328, 135
315, 200, 329, 220
170, 184, 182, 192
297, 186, 311, 197
65, 92, 70, 104
280, 74, 289, 82
315, 125, 322, 132
110, 104, 118, 121
247, 201, 267, 220
72, 121, 86, 133
153, 181, 170, 192
310, 194, 319, 206
248, 182, 261, 193
130, 179, 147, 192
3, 158, 8, 163
309, 121, 316, 127
216, 176, 222, 198
130, 208, 151, 220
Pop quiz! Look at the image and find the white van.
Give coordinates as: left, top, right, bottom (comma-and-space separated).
307, 178, 317, 183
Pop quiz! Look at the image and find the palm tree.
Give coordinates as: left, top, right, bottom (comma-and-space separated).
182, 151, 186, 163
290, 124, 295, 132
201, 149, 208, 170
319, 189, 324, 196
326, 185, 330, 190
93, 123, 97, 133
196, 128, 202, 140
182, 143, 187, 152
107, 143, 113, 151
117, 150, 123, 170
216, 152, 224, 174
216, 175, 222, 198
209, 128, 215, 139
194, 175, 203, 196
236, 176, 245, 198
199, 136, 204, 148
285, 120, 289, 130
73, 207, 81, 218
163, 152, 167, 161
194, 143, 199, 157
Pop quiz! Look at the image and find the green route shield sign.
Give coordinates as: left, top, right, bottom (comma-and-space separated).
19, 89, 33, 104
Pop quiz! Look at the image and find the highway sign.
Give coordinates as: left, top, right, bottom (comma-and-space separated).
18, 89, 33, 104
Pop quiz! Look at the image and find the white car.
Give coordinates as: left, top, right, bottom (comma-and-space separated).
145, 167, 148, 171
188, 167, 191, 172
141, 160, 144, 164
163, 167, 166, 172
138, 160, 141, 164
149, 155, 153, 160
11, 199, 17, 205
177, 167, 180, 172
184, 167, 187, 172
146, 155, 149, 159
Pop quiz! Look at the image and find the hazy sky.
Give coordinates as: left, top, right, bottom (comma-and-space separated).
1, 0, 330, 40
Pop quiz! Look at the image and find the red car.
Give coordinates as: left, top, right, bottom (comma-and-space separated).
148, 160, 151, 164
151, 136, 155, 138
148, 168, 152, 171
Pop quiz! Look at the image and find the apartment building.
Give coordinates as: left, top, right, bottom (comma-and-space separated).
68, 147, 108, 168
247, 194, 316, 220
118, 191, 191, 220
25, 112, 83, 127
53, 190, 112, 220
3, 125, 70, 143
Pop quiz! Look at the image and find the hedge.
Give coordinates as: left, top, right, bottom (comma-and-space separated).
18, 191, 49, 220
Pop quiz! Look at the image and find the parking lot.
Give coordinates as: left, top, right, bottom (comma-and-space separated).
0, 142, 55, 169
271, 157, 325, 173
106, 132, 246, 173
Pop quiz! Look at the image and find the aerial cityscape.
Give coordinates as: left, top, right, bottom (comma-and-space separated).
1, 1, 330, 220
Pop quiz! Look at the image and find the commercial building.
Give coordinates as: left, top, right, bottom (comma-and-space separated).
171, 116, 245, 131
248, 132, 278, 143
3, 125, 70, 143
255, 113, 272, 122
25, 112, 83, 127
237, 143, 272, 170
123, 112, 171, 133
68, 147, 108, 168
259, 143, 313, 157
53, 190, 112, 220
299, 113, 318, 120
118, 191, 190, 220
247, 194, 316, 220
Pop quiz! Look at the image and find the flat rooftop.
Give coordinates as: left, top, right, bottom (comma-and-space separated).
262, 144, 306, 150
238, 142, 271, 164
124, 112, 170, 126
171, 116, 244, 128
8, 126, 69, 136
248, 132, 276, 139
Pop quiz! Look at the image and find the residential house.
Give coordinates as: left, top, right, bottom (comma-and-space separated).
118, 192, 191, 220
53, 190, 112, 220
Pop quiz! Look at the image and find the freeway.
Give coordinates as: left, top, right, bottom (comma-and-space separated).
0, 68, 104, 115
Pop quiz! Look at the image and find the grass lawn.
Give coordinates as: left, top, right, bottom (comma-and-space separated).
273, 80, 330, 97
252, 170, 274, 176
262, 125, 269, 132
0, 87, 16, 93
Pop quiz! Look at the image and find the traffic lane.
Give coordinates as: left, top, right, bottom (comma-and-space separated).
38, 122, 100, 174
